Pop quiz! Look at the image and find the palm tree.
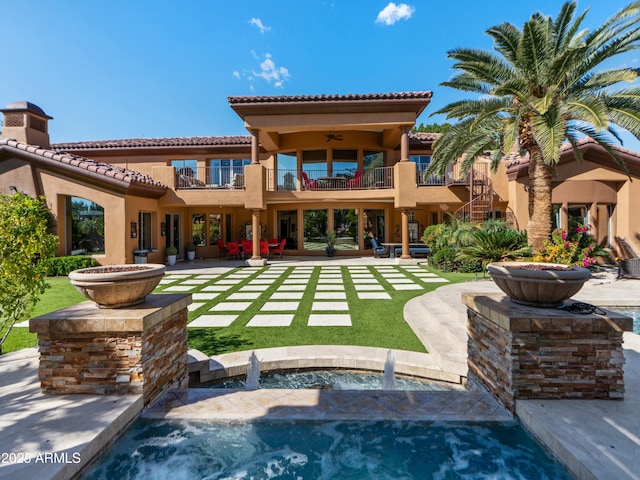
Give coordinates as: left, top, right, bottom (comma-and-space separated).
428, 2, 640, 251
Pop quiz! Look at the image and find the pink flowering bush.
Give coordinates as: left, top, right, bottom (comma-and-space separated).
533, 224, 608, 267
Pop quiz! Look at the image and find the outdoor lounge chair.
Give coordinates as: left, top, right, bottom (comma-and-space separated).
618, 258, 640, 279
370, 238, 389, 258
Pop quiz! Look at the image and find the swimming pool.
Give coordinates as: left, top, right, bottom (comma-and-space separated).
80, 418, 572, 479
609, 307, 640, 334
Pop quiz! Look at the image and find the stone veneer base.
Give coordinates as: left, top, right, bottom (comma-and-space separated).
29, 293, 191, 406
462, 293, 633, 412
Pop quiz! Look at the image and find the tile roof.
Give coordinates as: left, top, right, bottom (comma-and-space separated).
52, 136, 251, 151
0, 138, 168, 196
53, 132, 437, 152
227, 91, 433, 105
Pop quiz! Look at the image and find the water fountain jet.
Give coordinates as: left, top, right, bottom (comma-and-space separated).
382, 350, 396, 390
245, 351, 261, 390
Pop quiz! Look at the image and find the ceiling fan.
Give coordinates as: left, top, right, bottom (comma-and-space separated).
325, 133, 343, 142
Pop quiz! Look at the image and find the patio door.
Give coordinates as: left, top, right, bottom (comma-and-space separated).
165, 213, 182, 259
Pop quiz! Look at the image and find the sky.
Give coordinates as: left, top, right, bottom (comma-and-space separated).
1, 0, 639, 150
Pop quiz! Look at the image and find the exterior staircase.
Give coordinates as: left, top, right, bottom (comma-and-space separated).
451, 165, 494, 223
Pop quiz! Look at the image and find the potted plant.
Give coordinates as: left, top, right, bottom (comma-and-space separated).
185, 243, 196, 261
325, 231, 337, 257
165, 245, 178, 265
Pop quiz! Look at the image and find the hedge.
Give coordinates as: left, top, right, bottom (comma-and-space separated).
44, 256, 99, 277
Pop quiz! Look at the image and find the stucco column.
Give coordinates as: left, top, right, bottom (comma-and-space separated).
251, 209, 261, 260
250, 129, 259, 165
561, 202, 569, 232
400, 209, 411, 259
400, 126, 410, 162
589, 202, 598, 240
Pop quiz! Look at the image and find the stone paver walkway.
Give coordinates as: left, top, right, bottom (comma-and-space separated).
158, 264, 448, 329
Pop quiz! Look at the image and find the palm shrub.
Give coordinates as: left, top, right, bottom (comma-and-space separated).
427, 2, 640, 251
459, 228, 531, 267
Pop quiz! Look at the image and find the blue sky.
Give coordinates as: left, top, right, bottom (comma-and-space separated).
2, 0, 639, 149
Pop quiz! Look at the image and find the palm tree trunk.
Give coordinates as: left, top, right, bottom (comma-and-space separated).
526, 146, 553, 252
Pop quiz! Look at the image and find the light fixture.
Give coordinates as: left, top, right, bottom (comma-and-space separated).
130, 222, 138, 238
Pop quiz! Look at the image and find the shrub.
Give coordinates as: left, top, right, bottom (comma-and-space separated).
0, 193, 58, 353
533, 225, 608, 266
44, 256, 99, 276
459, 229, 531, 267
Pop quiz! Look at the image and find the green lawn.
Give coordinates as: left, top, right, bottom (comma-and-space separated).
2, 266, 478, 356
2, 277, 86, 354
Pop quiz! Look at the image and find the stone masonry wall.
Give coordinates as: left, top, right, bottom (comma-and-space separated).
464, 293, 631, 412
31, 294, 190, 406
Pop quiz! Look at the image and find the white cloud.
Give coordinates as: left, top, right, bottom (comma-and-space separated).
252, 53, 290, 88
249, 17, 271, 34
376, 2, 415, 26
232, 71, 240, 79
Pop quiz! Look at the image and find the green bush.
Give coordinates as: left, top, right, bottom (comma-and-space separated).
44, 256, 99, 276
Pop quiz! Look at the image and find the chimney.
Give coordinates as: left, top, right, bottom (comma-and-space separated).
1, 101, 52, 148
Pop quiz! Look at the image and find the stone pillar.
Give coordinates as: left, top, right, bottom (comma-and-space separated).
400, 126, 409, 162
463, 293, 632, 412
29, 294, 191, 406
246, 209, 267, 266
250, 128, 259, 165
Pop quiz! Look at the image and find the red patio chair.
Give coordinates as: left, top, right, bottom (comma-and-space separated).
242, 239, 253, 258
301, 171, 318, 190
260, 240, 270, 258
271, 238, 287, 258
227, 241, 240, 259
347, 170, 363, 189
216, 239, 227, 258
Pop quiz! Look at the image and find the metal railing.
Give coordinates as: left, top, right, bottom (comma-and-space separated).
175, 166, 245, 189
266, 167, 394, 191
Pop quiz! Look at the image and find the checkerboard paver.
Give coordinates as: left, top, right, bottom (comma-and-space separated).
159, 264, 450, 330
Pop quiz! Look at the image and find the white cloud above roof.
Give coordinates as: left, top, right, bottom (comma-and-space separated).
376, 2, 415, 25
252, 53, 290, 88
249, 17, 271, 33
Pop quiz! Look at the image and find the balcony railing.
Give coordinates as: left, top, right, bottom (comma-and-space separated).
267, 167, 394, 191
416, 162, 490, 187
175, 166, 245, 189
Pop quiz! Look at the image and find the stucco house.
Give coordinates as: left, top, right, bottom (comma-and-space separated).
1, 93, 639, 265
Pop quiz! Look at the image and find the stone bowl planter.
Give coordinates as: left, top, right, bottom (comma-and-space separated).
486, 261, 591, 308
69, 264, 166, 308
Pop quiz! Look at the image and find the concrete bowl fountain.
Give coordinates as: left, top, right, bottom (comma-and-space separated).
486, 261, 591, 308
69, 264, 166, 308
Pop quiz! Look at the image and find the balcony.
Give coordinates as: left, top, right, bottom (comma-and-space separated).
416, 162, 489, 187
175, 166, 245, 190
267, 167, 394, 192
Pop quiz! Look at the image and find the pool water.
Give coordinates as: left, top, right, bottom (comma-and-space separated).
202, 369, 463, 391
609, 307, 640, 334
80, 419, 572, 479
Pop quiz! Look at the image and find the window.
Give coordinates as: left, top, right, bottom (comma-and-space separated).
192, 214, 206, 246
209, 158, 250, 186
334, 209, 359, 250
276, 152, 298, 190
171, 159, 197, 176
138, 212, 152, 250
68, 197, 105, 255
332, 149, 358, 177
302, 150, 327, 178
363, 150, 384, 170
303, 209, 328, 251
209, 213, 221, 244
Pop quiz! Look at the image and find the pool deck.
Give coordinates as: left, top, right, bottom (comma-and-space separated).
0, 257, 639, 480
